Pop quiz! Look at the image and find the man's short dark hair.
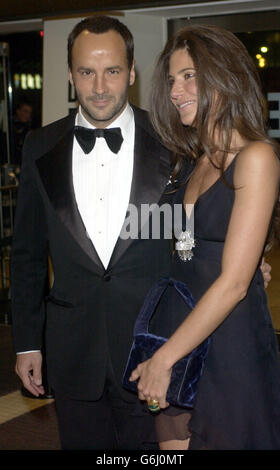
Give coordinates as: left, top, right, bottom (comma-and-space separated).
15, 99, 32, 111
68, 16, 134, 70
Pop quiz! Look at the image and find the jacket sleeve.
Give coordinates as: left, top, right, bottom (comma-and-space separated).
11, 131, 49, 353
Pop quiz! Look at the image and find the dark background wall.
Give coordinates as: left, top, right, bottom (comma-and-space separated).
0, 0, 211, 22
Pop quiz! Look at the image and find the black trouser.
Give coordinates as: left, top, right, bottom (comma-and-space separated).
54, 363, 158, 450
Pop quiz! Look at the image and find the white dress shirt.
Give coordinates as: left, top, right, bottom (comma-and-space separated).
18, 103, 135, 354
73, 103, 135, 269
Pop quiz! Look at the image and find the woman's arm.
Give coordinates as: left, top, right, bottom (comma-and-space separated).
130, 142, 280, 408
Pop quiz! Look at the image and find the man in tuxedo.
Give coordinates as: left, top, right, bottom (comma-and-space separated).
11, 16, 173, 450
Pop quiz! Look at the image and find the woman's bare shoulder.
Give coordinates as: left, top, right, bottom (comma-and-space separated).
234, 140, 280, 177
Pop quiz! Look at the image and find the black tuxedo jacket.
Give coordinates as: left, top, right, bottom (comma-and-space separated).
11, 105, 173, 400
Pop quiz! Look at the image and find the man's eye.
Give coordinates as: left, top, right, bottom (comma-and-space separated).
80, 70, 91, 76
108, 70, 119, 75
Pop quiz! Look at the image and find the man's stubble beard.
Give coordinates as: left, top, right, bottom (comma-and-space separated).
75, 81, 130, 127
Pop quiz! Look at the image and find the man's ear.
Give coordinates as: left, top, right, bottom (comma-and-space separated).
129, 60, 136, 86
69, 69, 74, 86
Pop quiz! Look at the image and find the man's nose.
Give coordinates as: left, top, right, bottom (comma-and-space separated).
93, 75, 107, 95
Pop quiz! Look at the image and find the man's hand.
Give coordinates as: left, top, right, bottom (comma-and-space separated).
15, 352, 45, 397
260, 257, 272, 289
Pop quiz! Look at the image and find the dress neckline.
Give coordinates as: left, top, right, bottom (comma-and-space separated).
184, 155, 237, 208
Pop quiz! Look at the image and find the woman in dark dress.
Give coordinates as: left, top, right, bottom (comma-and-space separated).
130, 24, 280, 450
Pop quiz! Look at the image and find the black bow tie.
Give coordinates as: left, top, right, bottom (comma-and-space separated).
74, 126, 123, 154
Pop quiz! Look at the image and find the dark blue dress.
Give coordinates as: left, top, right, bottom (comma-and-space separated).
170, 158, 280, 449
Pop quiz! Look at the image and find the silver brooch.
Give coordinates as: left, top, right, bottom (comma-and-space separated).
175, 231, 195, 261
166, 176, 178, 187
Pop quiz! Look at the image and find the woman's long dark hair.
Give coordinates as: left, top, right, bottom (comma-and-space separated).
150, 24, 280, 249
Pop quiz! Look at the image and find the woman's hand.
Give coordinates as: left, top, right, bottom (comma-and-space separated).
129, 353, 172, 410
260, 257, 272, 288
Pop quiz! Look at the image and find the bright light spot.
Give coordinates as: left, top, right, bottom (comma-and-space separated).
27, 74, 35, 89
35, 74, 42, 89
256, 54, 262, 59
260, 46, 268, 53
21, 74, 27, 89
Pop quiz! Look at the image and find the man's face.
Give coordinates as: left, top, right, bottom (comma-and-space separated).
16, 104, 32, 123
69, 30, 135, 128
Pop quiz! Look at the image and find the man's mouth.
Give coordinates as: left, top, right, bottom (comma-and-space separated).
88, 95, 112, 105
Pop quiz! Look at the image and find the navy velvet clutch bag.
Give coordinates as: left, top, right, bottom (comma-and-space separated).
122, 277, 210, 409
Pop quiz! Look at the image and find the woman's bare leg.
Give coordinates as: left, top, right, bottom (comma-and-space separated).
159, 438, 190, 450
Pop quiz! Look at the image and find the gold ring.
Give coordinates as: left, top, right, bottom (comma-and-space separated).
147, 399, 160, 413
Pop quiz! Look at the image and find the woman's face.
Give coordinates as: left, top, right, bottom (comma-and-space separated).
169, 48, 198, 126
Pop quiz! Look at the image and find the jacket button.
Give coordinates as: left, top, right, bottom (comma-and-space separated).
103, 274, 111, 282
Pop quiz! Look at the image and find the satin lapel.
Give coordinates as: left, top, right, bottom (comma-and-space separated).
35, 128, 104, 273
108, 114, 171, 269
